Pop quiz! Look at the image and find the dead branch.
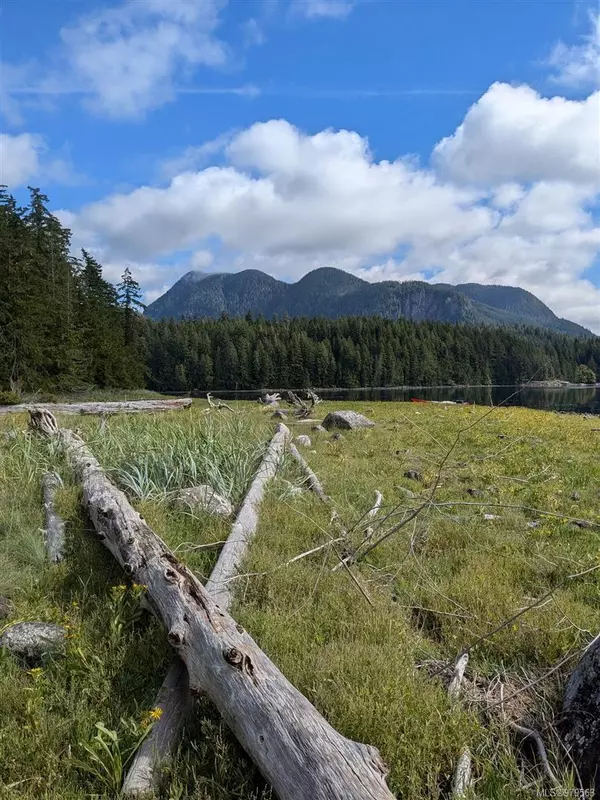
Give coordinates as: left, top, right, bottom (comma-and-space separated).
206, 393, 235, 412
41, 472, 66, 563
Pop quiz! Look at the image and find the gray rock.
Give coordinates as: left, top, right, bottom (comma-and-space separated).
395, 486, 416, 499
294, 435, 312, 447
571, 491, 581, 501
573, 519, 593, 529
322, 411, 375, 431
527, 521, 540, 529
331, 432, 344, 441
1, 622, 66, 664
2, 430, 18, 442
0, 596, 13, 619
467, 488, 484, 498
272, 410, 287, 419
404, 470, 422, 481
173, 485, 233, 517
311, 425, 327, 433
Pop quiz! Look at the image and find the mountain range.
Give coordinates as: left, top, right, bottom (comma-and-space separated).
145, 267, 592, 337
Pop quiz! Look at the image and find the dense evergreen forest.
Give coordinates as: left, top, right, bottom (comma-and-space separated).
1, 187, 599, 396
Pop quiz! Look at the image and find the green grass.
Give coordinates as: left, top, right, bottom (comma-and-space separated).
1, 399, 599, 797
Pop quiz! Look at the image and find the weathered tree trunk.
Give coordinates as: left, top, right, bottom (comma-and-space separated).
204, 423, 289, 608
1, 398, 192, 416
33, 415, 393, 800
125, 423, 290, 796
561, 636, 600, 792
121, 659, 193, 797
286, 440, 330, 503
42, 472, 66, 562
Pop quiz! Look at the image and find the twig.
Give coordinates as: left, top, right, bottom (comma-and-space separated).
509, 721, 561, 787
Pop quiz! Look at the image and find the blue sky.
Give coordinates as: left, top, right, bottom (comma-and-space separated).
1, 0, 599, 330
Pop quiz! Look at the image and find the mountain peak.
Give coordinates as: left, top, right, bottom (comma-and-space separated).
145, 267, 593, 337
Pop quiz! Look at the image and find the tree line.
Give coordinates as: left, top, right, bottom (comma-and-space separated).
0, 186, 145, 395
144, 315, 599, 391
1, 187, 598, 396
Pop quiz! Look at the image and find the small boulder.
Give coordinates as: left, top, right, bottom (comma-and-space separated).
272, 410, 287, 419
571, 491, 581, 501
322, 411, 375, 431
404, 470, 422, 481
573, 519, 593, 530
0, 596, 13, 619
331, 432, 344, 441
467, 488, 484, 498
173, 485, 233, 517
311, 425, 327, 433
527, 521, 540, 529
1, 622, 66, 664
295, 435, 312, 447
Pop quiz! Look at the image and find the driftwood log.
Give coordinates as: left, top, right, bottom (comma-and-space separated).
1, 398, 192, 416
204, 423, 289, 608
561, 636, 600, 792
42, 472, 66, 562
31, 413, 393, 799
125, 422, 290, 795
122, 659, 192, 796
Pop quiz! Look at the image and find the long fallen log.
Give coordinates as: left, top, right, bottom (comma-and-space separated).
122, 659, 192, 796
32, 412, 393, 800
42, 472, 66, 562
1, 398, 192, 416
124, 422, 290, 795
204, 423, 289, 608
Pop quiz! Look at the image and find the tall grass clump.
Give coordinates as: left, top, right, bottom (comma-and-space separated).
80, 412, 271, 505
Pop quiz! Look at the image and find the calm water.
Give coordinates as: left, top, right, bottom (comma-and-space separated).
210, 385, 600, 414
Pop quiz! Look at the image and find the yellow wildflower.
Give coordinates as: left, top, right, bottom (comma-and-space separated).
149, 707, 163, 721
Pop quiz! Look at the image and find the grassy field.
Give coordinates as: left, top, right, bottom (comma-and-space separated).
0, 398, 599, 798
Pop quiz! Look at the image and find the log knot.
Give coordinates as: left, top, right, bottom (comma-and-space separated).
223, 647, 257, 683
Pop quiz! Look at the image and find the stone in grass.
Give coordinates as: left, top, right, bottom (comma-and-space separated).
173, 485, 233, 517
0, 596, 13, 619
321, 411, 375, 431
571, 491, 581, 501
573, 519, 593, 530
272, 410, 287, 420
331, 432, 344, 441
1, 622, 66, 665
404, 470, 422, 481
311, 425, 327, 433
467, 488, 484, 498
294, 435, 312, 447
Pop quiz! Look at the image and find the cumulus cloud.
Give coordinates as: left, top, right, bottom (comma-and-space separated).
433, 83, 600, 186
63, 87, 600, 332
291, 0, 355, 20
0, 133, 43, 186
0, 132, 78, 187
51, 0, 228, 118
547, 11, 600, 88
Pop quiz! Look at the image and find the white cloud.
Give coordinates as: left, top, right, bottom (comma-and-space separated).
242, 18, 266, 47
547, 11, 600, 88
291, 0, 355, 20
0, 133, 43, 186
433, 83, 600, 186
63, 87, 600, 332
0, 132, 78, 188
53, 0, 228, 118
